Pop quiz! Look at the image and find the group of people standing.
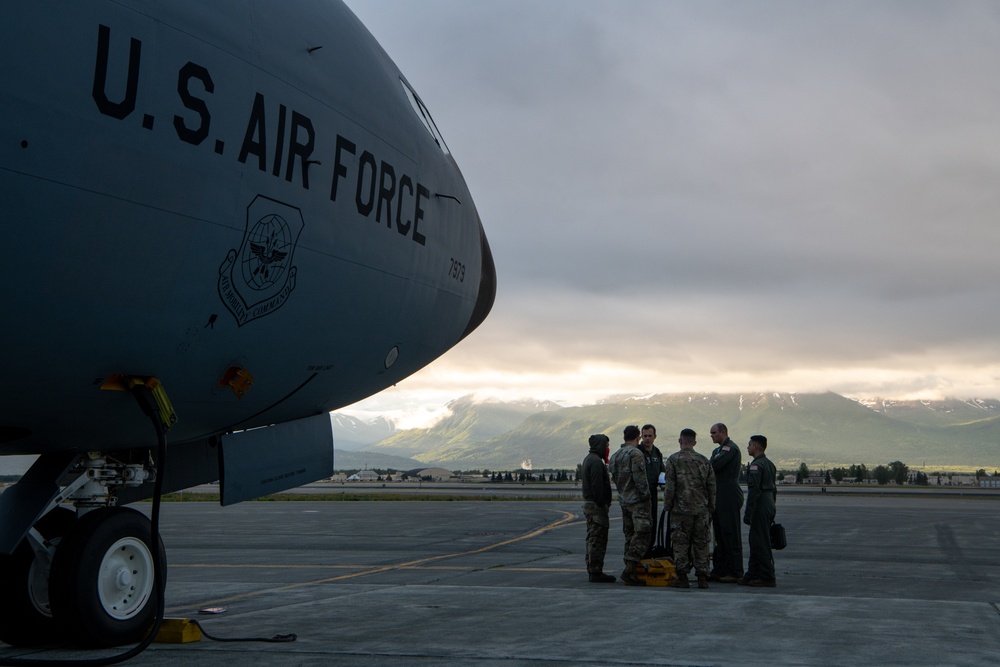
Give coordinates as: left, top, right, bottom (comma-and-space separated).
581, 423, 777, 588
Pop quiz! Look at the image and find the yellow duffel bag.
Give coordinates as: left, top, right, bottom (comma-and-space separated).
636, 558, 675, 586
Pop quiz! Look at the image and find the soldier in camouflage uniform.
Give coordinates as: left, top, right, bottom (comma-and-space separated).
662, 428, 717, 589
607, 424, 651, 585
581, 434, 615, 583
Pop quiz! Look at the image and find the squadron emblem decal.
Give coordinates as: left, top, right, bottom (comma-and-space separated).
219, 195, 304, 326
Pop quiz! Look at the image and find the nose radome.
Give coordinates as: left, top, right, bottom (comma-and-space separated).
461, 216, 496, 341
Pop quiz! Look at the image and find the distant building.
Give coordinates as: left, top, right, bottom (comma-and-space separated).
944, 475, 976, 486
406, 467, 456, 482
346, 470, 379, 482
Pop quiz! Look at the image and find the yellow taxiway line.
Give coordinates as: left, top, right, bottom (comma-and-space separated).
167, 510, 578, 614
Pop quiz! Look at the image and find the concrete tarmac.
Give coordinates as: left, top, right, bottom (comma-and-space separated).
2, 494, 999, 666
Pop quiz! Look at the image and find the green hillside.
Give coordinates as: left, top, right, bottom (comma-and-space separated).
858, 397, 1000, 428
366, 396, 561, 458
332, 449, 421, 472
361, 393, 1000, 470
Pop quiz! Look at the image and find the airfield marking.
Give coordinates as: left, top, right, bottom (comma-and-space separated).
166, 509, 577, 614
170, 564, 582, 576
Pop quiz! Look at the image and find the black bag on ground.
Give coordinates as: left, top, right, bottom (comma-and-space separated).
650, 507, 672, 559
770, 522, 787, 550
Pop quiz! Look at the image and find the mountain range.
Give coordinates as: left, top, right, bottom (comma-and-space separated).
345, 392, 1000, 471
5, 393, 997, 477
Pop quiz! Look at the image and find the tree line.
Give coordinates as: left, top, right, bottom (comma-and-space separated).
336, 465, 997, 486
789, 462, 998, 486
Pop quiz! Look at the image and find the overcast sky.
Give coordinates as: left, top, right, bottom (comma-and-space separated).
342, 0, 1000, 426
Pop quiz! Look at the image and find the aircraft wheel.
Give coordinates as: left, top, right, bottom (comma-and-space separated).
0, 507, 77, 646
49, 506, 165, 647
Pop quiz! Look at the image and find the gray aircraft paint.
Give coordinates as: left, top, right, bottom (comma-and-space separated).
0, 0, 495, 455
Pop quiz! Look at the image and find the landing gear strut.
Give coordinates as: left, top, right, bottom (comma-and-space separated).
0, 377, 173, 650
0, 453, 164, 648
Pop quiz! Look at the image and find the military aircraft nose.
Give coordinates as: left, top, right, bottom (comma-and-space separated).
461, 217, 496, 340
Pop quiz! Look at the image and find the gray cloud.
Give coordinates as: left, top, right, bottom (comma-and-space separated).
345, 0, 1000, 407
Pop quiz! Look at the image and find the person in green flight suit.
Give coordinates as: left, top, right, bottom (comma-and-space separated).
740, 434, 777, 587
639, 424, 666, 558
709, 422, 744, 582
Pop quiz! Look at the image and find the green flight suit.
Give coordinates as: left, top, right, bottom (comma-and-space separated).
710, 437, 744, 578
744, 453, 777, 582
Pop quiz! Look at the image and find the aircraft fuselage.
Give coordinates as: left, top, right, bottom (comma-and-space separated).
0, 0, 495, 454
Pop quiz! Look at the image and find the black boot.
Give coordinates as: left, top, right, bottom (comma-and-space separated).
620, 561, 645, 586
669, 571, 690, 588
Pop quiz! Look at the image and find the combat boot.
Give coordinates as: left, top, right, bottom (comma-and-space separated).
589, 571, 616, 583
747, 578, 776, 588
697, 574, 710, 589
620, 561, 645, 586
669, 571, 690, 588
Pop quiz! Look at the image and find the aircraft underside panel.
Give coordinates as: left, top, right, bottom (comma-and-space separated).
219, 412, 334, 505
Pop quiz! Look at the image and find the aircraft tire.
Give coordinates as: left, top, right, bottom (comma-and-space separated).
0, 507, 77, 647
49, 506, 165, 647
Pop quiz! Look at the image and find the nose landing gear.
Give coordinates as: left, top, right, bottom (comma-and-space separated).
49, 506, 165, 647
